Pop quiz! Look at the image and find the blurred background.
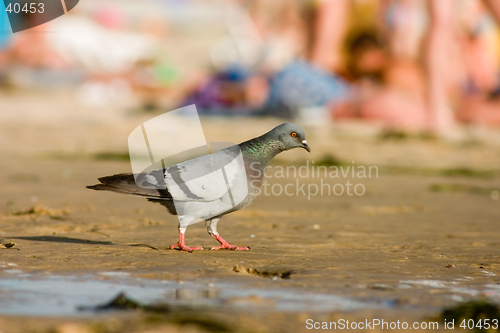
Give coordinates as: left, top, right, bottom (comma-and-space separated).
1, 0, 500, 173
2, 0, 500, 130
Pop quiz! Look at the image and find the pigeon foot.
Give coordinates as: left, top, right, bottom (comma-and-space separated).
170, 232, 203, 252
211, 244, 249, 251
169, 243, 204, 252
210, 234, 250, 250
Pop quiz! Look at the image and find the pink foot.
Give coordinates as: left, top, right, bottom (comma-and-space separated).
211, 244, 250, 251
210, 234, 249, 251
169, 243, 203, 252
169, 232, 203, 252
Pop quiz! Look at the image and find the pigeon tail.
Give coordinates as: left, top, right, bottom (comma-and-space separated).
87, 173, 172, 200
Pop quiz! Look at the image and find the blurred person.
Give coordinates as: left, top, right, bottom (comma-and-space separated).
454, 0, 500, 126
376, 0, 461, 131
345, 31, 386, 82
423, 0, 500, 130
309, 0, 350, 73
313, 0, 430, 130
335, 0, 500, 131
423, 0, 457, 131
457, 0, 499, 94
333, 29, 428, 129
262, 59, 350, 119
378, 0, 426, 61
252, 0, 350, 119
181, 0, 351, 119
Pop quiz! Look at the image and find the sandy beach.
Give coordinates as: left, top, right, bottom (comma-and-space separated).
1, 92, 500, 332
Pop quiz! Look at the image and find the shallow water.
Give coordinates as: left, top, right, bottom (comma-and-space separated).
0, 270, 390, 317
2, 264, 499, 317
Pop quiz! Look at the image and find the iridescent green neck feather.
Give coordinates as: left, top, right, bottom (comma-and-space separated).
240, 136, 283, 166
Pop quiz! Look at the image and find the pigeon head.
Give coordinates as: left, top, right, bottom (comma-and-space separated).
269, 123, 310, 153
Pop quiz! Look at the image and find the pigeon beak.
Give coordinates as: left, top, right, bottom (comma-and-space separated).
301, 140, 311, 153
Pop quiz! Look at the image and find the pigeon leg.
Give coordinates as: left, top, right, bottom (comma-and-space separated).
206, 218, 249, 251
170, 226, 203, 252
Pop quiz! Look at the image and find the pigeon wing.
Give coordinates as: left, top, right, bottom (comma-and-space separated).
164, 145, 245, 202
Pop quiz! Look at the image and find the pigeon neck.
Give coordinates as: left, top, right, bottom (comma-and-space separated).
240, 135, 283, 166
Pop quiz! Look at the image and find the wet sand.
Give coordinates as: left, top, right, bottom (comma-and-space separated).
1, 92, 500, 332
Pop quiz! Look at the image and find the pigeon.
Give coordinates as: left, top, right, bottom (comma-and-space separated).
87, 123, 310, 252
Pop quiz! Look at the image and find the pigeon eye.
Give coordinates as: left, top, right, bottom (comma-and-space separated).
291, 132, 297, 138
